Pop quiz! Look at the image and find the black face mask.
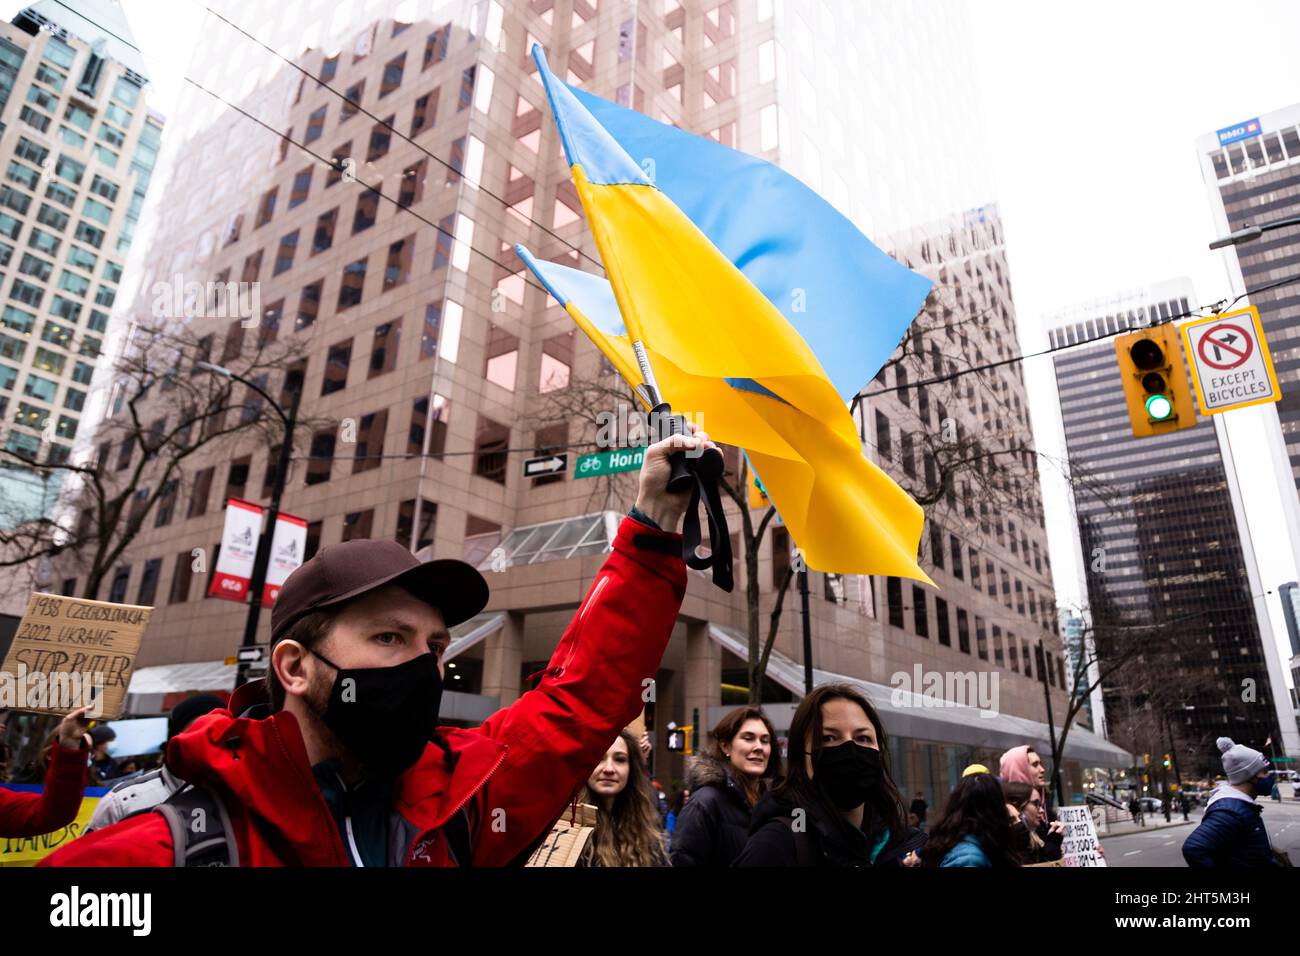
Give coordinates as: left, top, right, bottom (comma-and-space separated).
813, 742, 883, 810
308, 648, 443, 780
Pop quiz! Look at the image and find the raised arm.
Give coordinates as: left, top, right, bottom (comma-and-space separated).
468, 429, 712, 866
0, 708, 90, 839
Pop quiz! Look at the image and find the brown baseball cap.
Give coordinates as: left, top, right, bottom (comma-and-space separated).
270, 539, 490, 643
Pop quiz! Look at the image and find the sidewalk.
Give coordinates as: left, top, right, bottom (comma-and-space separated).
1101, 816, 1195, 837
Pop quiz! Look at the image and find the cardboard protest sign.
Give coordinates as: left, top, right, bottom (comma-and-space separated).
1056, 805, 1106, 867
0, 593, 151, 719
0, 787, 104, 866
525, 801, 598, 867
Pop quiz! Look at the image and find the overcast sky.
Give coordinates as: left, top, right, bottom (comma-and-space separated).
971, 0, 1300, 679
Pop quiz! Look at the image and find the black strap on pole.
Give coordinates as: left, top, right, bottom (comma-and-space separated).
652, 403, 734, 592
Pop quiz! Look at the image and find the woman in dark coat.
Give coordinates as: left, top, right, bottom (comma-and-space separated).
734, 684, 925, 867
670, 706, 782, 867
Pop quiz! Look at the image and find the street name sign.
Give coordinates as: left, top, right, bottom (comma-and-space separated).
575, 447, 644, 478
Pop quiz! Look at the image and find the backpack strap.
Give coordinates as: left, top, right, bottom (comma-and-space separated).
152, 785, 240, 867
780, 815, 819, 867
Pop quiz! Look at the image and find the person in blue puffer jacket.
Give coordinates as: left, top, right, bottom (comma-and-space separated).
920, 765, 1020, 868
1183, 737, 1285, 867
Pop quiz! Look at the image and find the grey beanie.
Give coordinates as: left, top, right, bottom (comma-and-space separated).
1217, 737, 1269, 784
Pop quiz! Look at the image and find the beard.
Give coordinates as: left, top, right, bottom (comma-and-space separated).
301, 665, 350, 757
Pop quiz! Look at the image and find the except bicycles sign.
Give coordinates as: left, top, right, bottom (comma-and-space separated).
575, 447, 644, 478
1179, 306, 1280, 415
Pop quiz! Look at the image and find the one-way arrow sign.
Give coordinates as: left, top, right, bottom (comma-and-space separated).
237, 646, 267, 663
523, 454, 567, 478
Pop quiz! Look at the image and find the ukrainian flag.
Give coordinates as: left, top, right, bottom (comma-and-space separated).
523, 46, 931, 583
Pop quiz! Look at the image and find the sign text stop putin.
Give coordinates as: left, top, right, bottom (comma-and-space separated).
1179, 306, 1281, 415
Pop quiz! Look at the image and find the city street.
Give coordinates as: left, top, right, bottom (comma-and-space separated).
1105, 800, 1300, 866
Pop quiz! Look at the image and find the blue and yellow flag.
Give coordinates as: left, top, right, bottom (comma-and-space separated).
524, 46, 930, 583
565, 84, 932, 401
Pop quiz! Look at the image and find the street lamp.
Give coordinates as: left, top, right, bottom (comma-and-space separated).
1208, 215, 1300, 250
196, 360, 302, 687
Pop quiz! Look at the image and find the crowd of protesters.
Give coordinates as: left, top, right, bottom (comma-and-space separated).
0, 430, 1290, 868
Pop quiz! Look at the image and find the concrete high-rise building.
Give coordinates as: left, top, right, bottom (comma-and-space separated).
1280, 581, 1300, 724
0, 1, 161, 531
1197, 108, 1300, 493
1049, 281, 1297, 774
1280, 581, 1300, 658
55, 0, 1127, 798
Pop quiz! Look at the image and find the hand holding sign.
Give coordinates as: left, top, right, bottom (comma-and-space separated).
54, 705, 93, 752
0, 593, 150, 720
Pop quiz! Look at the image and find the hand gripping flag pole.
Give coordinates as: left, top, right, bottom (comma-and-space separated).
629, 313, 734, 592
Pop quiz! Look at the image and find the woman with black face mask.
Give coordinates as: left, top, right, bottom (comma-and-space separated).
1003, 780, 1063, 864
734, 684, 924, 867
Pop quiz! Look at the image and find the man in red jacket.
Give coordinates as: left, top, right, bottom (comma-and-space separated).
43, 429, 707, 866
0, 706, 91, 838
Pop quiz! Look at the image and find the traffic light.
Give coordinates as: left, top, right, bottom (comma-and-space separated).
665, 724, 693, 755
1115, 324, 1196, 439
1163, 754, 1171, 770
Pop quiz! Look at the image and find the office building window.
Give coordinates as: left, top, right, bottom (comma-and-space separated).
886, 576, 904, 628
168, 551, 192, 604
305, 428, 336, 485
321, 338, 352, 395
342, 508, 374, 541
337, 258, 366, 309
369, 321, 400, 378
936, 597, 951, 647
474, 416, 509, 484
396, 499, 437, 551
352, 408, 387, 474
913, 586, 929, 638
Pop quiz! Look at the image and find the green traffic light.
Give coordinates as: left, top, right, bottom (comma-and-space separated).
1145, 394, 1173, 420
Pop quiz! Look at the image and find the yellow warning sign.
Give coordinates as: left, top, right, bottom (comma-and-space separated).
1180, 306, 1281, 415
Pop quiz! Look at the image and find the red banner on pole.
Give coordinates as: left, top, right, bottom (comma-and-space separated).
262, 512, 308, 607
207, 498, 263, 602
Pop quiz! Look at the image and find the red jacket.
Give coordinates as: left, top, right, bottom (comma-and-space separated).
0, 741, 89, 838
41, 516, 685, 866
